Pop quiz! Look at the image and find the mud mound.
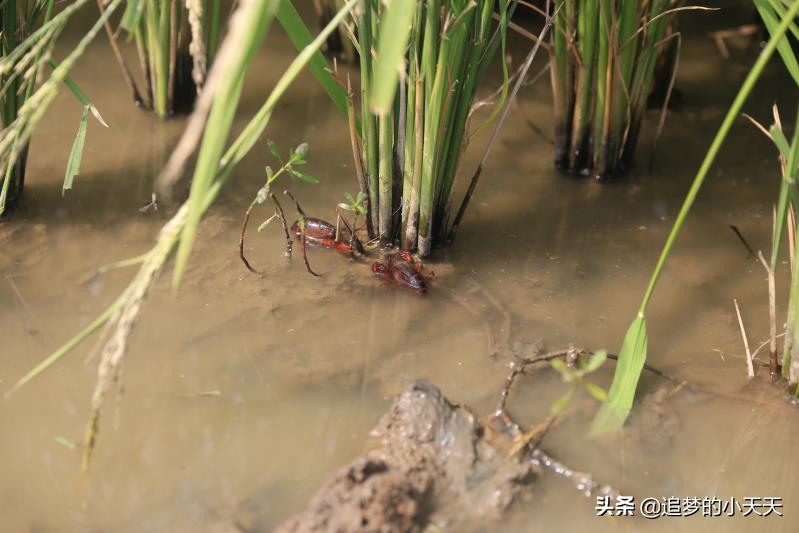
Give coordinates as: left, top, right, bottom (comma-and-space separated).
276, 380, 539, 532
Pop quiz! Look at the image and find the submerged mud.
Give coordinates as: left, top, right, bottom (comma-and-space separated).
277, 380, 539, 532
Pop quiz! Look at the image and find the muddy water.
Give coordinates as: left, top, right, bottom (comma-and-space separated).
2, 6, 798, 533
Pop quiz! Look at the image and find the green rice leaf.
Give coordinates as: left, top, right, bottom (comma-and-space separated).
276, 0, 350, 121
62, 105, 90, 195
787, 105, 799, 181
770, 124, 792, 157
756, 0, 799, 86
120, 0, 146, 33
769, 111, 797, 269
370, 0, 415, 115
591, 315, 647, 435
48, 60, 109, 127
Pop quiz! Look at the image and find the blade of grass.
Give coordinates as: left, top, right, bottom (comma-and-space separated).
369, 0, 414, 115
276, 0, 351, 122
62, 105, 89, 195
755, 0, 799, 86
770, 106, 799, 271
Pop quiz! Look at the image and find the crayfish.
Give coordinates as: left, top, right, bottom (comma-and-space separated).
371, 251, 433, 294
240, 193, 432, 294
290, 216, 433, 293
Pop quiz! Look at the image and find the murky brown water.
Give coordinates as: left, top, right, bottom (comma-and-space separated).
2, 4, 798, 532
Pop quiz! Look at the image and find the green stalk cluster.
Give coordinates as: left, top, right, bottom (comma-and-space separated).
1, 0, 121, 216
1, 0, 57, 213
123, 0, 221, 117
740, 0, 799, 389
765, 106, 799, 386
352, 0, 511, 257
550, 0, 680, 179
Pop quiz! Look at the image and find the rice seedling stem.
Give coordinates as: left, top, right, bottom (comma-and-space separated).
550, 0, 683, 178
314, 0, 541, 256
378, 112, 393, 242
568, 0, 597, 170
97, 0, 144, 106
550, 0, 573, 167
167, 0, 178, 111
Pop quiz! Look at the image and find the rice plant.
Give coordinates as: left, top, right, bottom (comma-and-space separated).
342, 0, 518, 257
592, 0, 799, 434
754, 107, 799, 388
111, 0, 222, 117
548, 0, 686, 179
743, 0, 799, 390
0, 0, 114, 216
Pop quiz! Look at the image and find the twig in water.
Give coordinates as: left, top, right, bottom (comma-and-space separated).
284, 191, 319, 277
734, 298, 755, 379
96, 0, 145, 107
729, 225, 755, 257
489, 343, 620, 500
751, 332, 787, 362
526, 119, 553, 145
496, 345, 779, 419
239, 201, 259, 273
239, 191, 292, 274
508, 415, 557, 459
495, 346, 585, 427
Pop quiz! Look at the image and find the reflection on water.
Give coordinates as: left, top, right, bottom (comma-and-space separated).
1, 6, 798, 533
